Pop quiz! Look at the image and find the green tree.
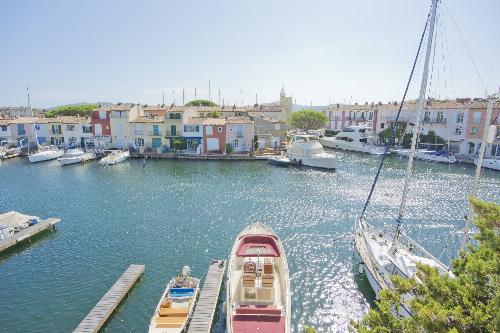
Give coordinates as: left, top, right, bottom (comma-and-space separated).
290, 109, 327, 130
225, 143, 233, 154
353, 198, 500, 333
304, 326, 317, 333
173, 139, 185, 150
185, 99, 218, 107
45, 104, 97, 118
378, 122, 407, 145
207, 111, 221, 118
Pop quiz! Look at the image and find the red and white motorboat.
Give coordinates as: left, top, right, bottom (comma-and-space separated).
226, 222, 291, 333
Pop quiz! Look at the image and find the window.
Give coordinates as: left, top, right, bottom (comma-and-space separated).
233, 139, 239, 148
473, 111, 481, 123
455, 127, 462, 135
218, 127, 223, 133
152, 124, 159, 135
134, 124, 142, 135
135, 137, 144, 147
467, 142, 475, 155
99, 111, 106, 119
94, 124, 102, 135
206, 126, 213, 135
380, 123, 385, 129
170, 125, 177, 136
456, 112, 464, 123
424, 112, 431, 122
368, 112, 373, 120
236, 125, 243, 138
436, 111, 444, 122
0, 125, 7, 131
184, 125, 200, 132
491, 144, 500, 157
66, 124, 75, 131
274, 124, 281, 130
51, 124, 62, 134
471, 127, 479, 135
17, 124, 25, 135
82, 125, 92, 133
152, 138, 161, 148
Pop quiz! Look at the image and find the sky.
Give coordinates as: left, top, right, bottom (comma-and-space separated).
0, 0, 499, 108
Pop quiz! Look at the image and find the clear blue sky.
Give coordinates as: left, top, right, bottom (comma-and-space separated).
1, 0, 498, 108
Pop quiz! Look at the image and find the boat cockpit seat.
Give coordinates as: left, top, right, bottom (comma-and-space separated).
263, 260, 273, 274
243, 274, 256, 287
243, 261, 256, 273
159, 306, 189, 317
261, 274, 274, 288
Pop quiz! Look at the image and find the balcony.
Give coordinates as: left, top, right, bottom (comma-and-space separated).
423, 118, 447, 124
165, 131, 179, 137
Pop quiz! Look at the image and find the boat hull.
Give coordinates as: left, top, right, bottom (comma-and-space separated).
100, 151, 129, 165
28, 150, 64, 163
474, 158, 500, 171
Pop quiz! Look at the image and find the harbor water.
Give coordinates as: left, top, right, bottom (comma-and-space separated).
0, 153, 499, 332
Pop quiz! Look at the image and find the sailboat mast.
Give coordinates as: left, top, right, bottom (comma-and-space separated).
27, 87, 39, 151
396, 0, 438, 230
460, 93, 497, 249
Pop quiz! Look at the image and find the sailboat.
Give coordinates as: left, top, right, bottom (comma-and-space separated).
354, 0, 450, 317
26, 88, 63, 163
226, 222, 291, 333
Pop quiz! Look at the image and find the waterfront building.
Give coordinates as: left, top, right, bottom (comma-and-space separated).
203, 118, 226, 154
0, 119, 12, 144
225, 117, 254, 153
129, 113, 164, 152
323, 103, 378, 132
251, 116, 285, 149
0, 106, 46, 118
183, 118, 204, 152
45, 116, 92, 148
462, 101, 500, 158
196, 105, 248, 118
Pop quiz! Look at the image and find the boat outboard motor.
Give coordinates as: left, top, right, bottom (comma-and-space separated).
182, 265, 190, 277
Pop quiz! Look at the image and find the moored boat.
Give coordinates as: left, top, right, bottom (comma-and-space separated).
99, 150, 129, 165
267, 154, 291, 167
319, 125, 386, 155
474, 157, 500, 171
58, 148, 96, 165
226, 222, 291, 333
28, 146, 64, 163
148, 266, 200, 333
286, 135, 337, 170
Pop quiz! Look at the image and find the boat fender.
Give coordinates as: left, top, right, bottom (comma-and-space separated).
359, 263, 364, 274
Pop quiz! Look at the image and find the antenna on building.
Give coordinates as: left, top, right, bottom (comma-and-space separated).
218, 89, 221, 105
182, 89, 185, 105
172, 90, 175, 106
162, 90, 165, 105
209, 80, 211, 102
240, 89, 243, 106
195, 87, 197, 99
255, 93, 258, 105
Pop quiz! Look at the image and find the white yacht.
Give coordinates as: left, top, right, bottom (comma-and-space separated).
474, 157, 500, 171
319, 125, 386, 155
99, 150, 129, 165
28, 146, 64, 163
58, 148, 96, 165
148, 266, 200, 333
286, 135, 337, 170
226, 222, 291, 333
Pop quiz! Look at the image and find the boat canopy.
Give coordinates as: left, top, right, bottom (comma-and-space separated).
236, 234, 280, 257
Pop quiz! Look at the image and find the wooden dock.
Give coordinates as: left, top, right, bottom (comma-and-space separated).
0, 218, 60, 253
73, 264, 145, 333
188, 259, 226, 333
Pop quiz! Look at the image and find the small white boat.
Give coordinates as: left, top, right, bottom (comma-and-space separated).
28, 146, 64, 163
226, 222, 291, 333
474, 157, 500, 171
319, 125, 386, 155
267, 154, 291, 167
99, 150, 129, 165
58, 148, 96, 165
0, 211, 40, 240
395, 148, 456, 164
286, 135, 337, 170
0, 147, 21, 160
148, 266, 200, 333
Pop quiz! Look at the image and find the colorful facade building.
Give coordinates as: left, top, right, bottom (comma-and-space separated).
203, 118, 226, 154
